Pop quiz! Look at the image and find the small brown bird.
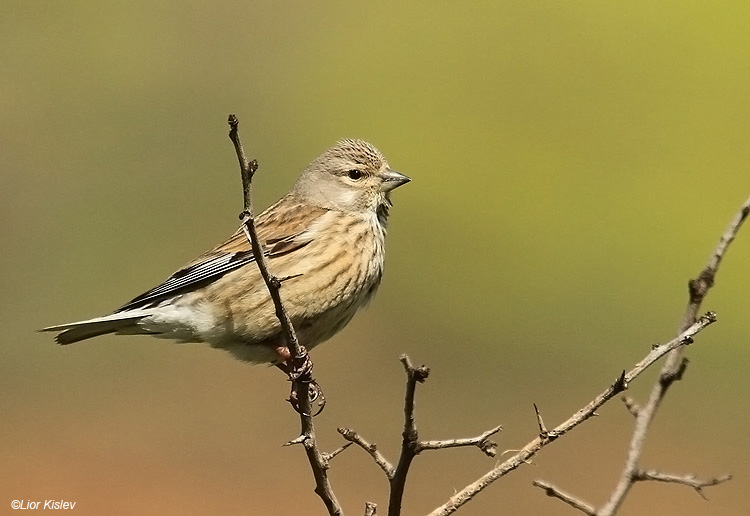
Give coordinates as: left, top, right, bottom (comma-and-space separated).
42, 139, 409, 366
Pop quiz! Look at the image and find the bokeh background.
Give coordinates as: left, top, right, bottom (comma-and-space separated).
2, 2, 749, 515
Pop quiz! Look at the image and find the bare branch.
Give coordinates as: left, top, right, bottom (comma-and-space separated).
426, 313, 716, 516
388, 355, 430, 516
633, 469, 732, 500
417, 425, 503, 458
599, 196, 749, 516
227, 114, 303, 362
532, 480, 597, 516
338, 427, 395, 480
227, 115, 342, 516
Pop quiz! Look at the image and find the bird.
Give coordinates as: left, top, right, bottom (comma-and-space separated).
42, 139, 410, 368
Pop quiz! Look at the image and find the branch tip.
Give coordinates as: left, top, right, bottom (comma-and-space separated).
533, 479, 597, 516
633, 469, 732, 499
399, 354, 430, 381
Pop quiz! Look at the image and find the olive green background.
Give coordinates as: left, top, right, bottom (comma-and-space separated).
2, 2, 749, 515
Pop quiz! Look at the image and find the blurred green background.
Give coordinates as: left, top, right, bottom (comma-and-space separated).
2, 1, 749, 515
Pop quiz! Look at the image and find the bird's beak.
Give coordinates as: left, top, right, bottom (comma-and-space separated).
380, 168, 411, 192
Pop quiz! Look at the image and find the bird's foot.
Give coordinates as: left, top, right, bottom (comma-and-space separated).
288, 379, 326, 417
274, 346, 326, 416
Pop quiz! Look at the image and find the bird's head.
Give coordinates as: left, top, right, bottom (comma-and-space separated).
293, 139, 410, 215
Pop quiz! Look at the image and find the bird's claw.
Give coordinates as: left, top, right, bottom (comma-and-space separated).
288, 379, 326, 417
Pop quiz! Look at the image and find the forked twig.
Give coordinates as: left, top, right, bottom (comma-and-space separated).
388, 355, 430, 516
341, 357, 502, 515
597, 197, 749, 516
426, 313, 716, 516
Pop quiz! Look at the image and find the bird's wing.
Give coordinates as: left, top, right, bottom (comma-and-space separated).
115, 198, 329, 312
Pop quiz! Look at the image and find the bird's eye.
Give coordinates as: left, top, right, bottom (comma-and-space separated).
348, 169, 363, 180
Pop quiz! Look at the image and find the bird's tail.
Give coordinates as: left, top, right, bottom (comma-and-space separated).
40, 310, 154, 345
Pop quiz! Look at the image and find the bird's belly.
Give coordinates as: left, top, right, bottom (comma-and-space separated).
137, 228, 384, 364
136, 297, 222, 343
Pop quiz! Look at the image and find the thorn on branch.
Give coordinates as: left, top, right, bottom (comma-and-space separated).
533, 479, 597, 516
612, 370, 628, 393
534, 403, 556, 440
277, 273, 304, 283
283, 434, 307, 447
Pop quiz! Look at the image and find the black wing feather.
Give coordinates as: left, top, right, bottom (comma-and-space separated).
114, 237, 311, 313
115, 251, 256, 312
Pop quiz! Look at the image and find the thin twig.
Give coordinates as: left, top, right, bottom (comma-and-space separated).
532, 480, 597, 516
226, 115, 342, 516
324, 442, 354, 463
426, 313, 716, 516
417, 425, 502, 457
388, 355, 430, 516
338, 427, 396, 480
598, 196, 749, 516
227, 114, 303, 362
633, 469, 732, 500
